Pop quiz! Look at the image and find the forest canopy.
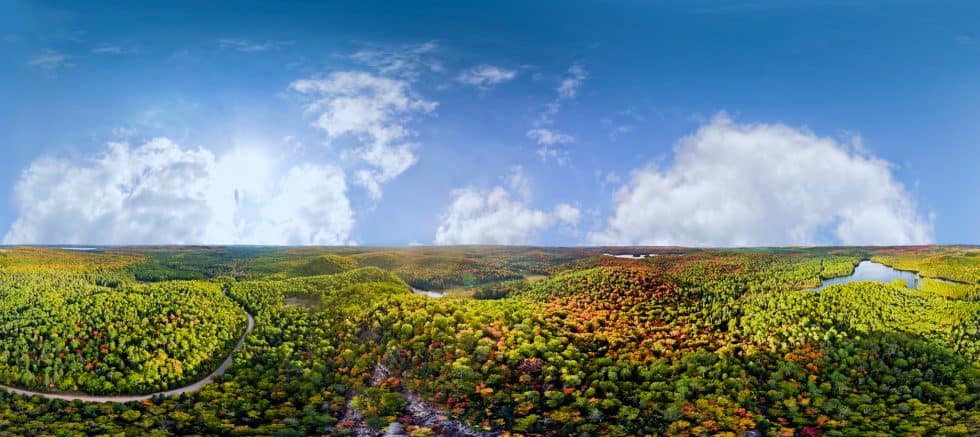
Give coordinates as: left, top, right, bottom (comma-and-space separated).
0, 245, 975, 436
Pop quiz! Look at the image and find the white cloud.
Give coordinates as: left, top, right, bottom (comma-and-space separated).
537, 64, 588, 124
528, 128, 574, 166
557, 64, 587, 100
554, 203, 582, 226
589, 113, 934, 246
527, 128, 574, 145
27, 50, 70, 74
92, 45, 121, 55
435, 187, 551, 245
457, 64, 517, 88
91, 45, 138, 55
290, 71, 437, 199
218, 38, 292, 52
434, 173, 580, 245
507, 165, 532, 201
529, 64, 587, 164
251, 165, 354, 245
603, 171, 622, 186
350, 41, 443, 80
3, 139, 353, 245
536, 145, 570, 166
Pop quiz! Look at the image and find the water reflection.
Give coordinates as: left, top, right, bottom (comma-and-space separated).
412, 287, 444, 298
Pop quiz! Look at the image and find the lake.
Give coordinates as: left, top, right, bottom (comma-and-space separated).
412, 287, 444, 298
602, 253, 658, 259
816, 260, 922, 290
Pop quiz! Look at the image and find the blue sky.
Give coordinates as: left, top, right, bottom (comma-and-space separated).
1, 1, 978, 246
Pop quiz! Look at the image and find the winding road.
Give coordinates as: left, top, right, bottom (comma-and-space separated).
0, 306, 254, 403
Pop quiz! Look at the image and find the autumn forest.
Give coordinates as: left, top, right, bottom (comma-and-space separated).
0, 245, 976, 436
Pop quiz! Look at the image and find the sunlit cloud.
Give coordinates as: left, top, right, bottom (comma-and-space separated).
3, 139, 353, 245
590, 113, 935, 246
435, 167, 579, 244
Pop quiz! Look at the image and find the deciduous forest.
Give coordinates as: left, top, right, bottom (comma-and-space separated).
0, 245, 976, 436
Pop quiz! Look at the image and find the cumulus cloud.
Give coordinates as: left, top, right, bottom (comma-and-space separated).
250, 164, 354, 245
457, 64, 517, 88
589, 114, 934, 246
434, 188, 547, 245
290, 71, 437, 199
3, 139, 353, 245
434, 170, 580, 245
554, 203, 582, 226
